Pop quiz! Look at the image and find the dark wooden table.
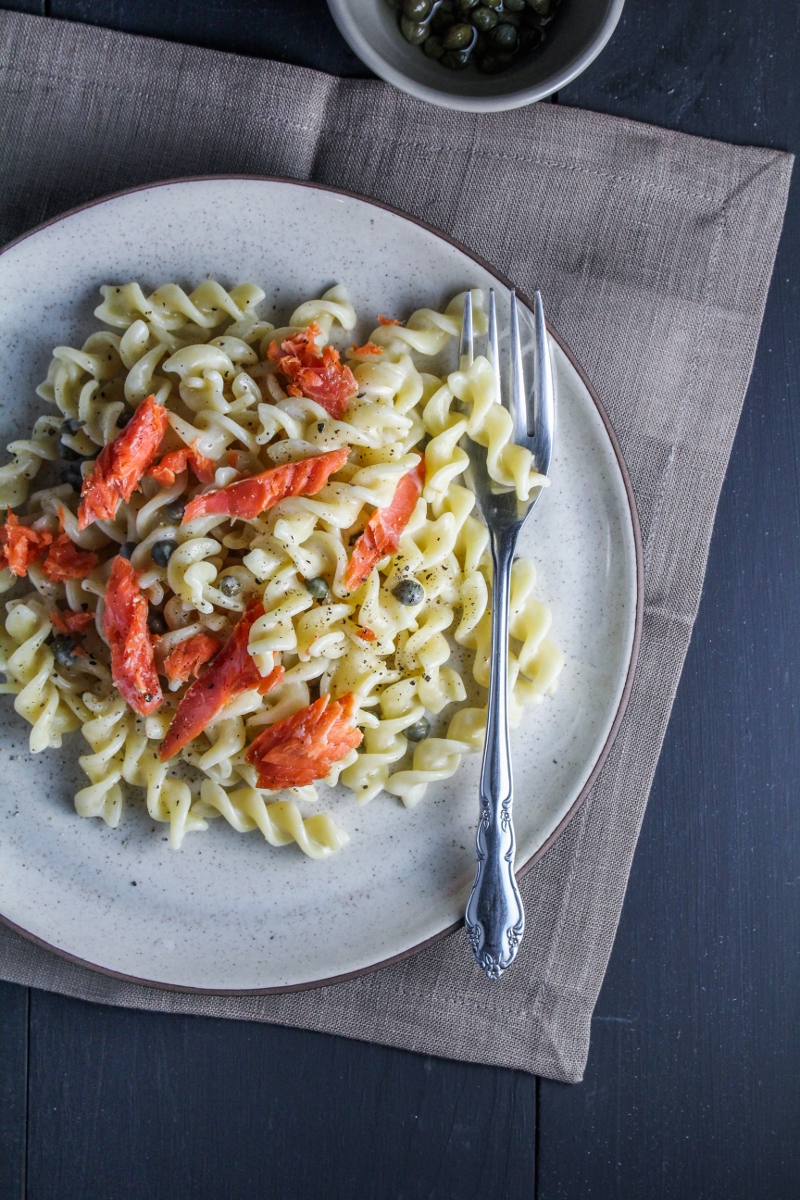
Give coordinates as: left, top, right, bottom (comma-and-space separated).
1, 2, 798, 1196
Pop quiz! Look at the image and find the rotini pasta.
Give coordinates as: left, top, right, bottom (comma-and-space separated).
0, 281, 564, 860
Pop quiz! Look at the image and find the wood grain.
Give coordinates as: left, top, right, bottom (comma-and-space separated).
539, 0, 800, 1194
27, 991, 535, 1200
0, 982, 28, 1200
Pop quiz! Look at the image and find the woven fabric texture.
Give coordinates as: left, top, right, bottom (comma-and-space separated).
0, 10, 792, 1082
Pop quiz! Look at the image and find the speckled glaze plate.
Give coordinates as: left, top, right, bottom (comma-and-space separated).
0, 178, 641, 991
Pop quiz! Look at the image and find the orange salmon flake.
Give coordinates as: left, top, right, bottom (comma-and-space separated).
148, 441, 216, 487
103, 556, 163, 716
79, 395, 169, 529
344, 459, 426, 591
182, 446, 349, 524
352, 341, 383, 356
268, 323, 357, 418
377, 315, 400, 326
160, 601, 284, 761
0, 511, 53, 576
162, 632, 222, 686
245, 692, 363, 790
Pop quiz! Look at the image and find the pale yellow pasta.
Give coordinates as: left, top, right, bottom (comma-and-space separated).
0, 280, 564, 858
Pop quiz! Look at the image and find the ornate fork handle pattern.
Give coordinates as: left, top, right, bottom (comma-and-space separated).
464, 523, 525, 978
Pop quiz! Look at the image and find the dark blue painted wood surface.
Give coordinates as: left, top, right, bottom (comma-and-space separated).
0, 0, 798, 1195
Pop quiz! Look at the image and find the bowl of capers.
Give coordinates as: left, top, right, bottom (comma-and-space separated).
326, 0, 624, 110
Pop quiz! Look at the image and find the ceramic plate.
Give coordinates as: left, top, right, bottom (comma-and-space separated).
0, 179, 641, 991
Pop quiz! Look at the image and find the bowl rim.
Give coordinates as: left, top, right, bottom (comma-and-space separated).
326, 0, 626, 111
0, 173, 643, 994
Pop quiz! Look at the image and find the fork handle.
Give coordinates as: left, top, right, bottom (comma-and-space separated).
465, 525, 525, 979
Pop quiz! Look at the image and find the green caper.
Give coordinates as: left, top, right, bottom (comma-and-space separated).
504, 0, 527, 9
303, 576, 330, 600
402, 0, 432, 18
525, 0, 551, 11
443, 21, 474, 49
490, 22, 518, 49
218, 574, 242, 597
51, 635, 77, 667
400, 16, 429, 42
60, 463, 83, 491
118, 542, 137, 559
483, 0, 504, 8
392, 578, 425, 605
431, 4, 456, 31
62, 417, 81, 436
442, 48, 473, 67
518, 24, 542, 49
457, 0, 480, 11
423, 34, 445, 57
405, 717, 431, 742
116, 411, 131, 428
477, 51, 515, 71
147, 610, 168, 636
151, 540, 176, 567
471, 5, 499, 30
164, 500, 185, 523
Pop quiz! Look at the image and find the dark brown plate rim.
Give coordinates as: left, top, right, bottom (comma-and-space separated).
0, 175, 644, 995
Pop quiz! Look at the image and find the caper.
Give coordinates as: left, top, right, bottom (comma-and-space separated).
525, 0, 551, 10
116, 411, 131, 428
471, 5, 499, 30
62, 417, 81, 436
118, 542, 137, 559
441, 48, 472, 68
518, 24, 542, 49
490, 21, 518, 49
218, 574, 242, 597
477, 50, 515, 71
402, 0, 432, 17
59, 444, 82, 462
423, 34, 445, 57
400, 16, 429, 42
303, 576, 330, 601
60, 463, 83, 491
51, 635, 77, 666
431, 4, 456, 31
483, 0, 503, 8
405, 716, 431, 742
151, 540, 176, 567
504, 0, 527, 9
457, 0, 480, 11
164, 500, 186, 523
392, 578, 424, 606
443, 21, 474, 48
147, 610, 168, 636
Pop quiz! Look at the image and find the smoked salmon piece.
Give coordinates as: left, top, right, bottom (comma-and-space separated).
78, 395, 169, 529
182, 446, 349, 524
0, 511, 53, 576
159, 600, 284, 760
42, 530, 98, 581
49, 608, 95, 635
245, 692, 363, 790
344, 459, 425, 591
103, 556, 163, 716
268, 323, 357, 419
148, 441, 217, 487
162, 632, 221, 686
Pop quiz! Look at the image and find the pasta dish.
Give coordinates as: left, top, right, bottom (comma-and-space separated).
0, 281, 563, 859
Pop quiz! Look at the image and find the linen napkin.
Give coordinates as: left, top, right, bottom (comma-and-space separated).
0, 9, 792, 1084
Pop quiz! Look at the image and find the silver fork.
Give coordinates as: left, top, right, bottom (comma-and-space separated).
461, 287, 555, 980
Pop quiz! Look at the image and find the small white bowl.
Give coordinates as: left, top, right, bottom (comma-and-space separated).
327, 0, 625, 111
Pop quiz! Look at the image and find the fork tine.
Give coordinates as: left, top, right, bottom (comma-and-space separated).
509, 290, 527, 442
531, 290, 554, 475
459, 290, 474, 371
487, 288, 501, 406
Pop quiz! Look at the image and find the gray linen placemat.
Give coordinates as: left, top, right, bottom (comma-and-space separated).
0, 10, 792, 1084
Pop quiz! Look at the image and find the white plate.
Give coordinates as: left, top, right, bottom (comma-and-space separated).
0, 179, 641, 991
